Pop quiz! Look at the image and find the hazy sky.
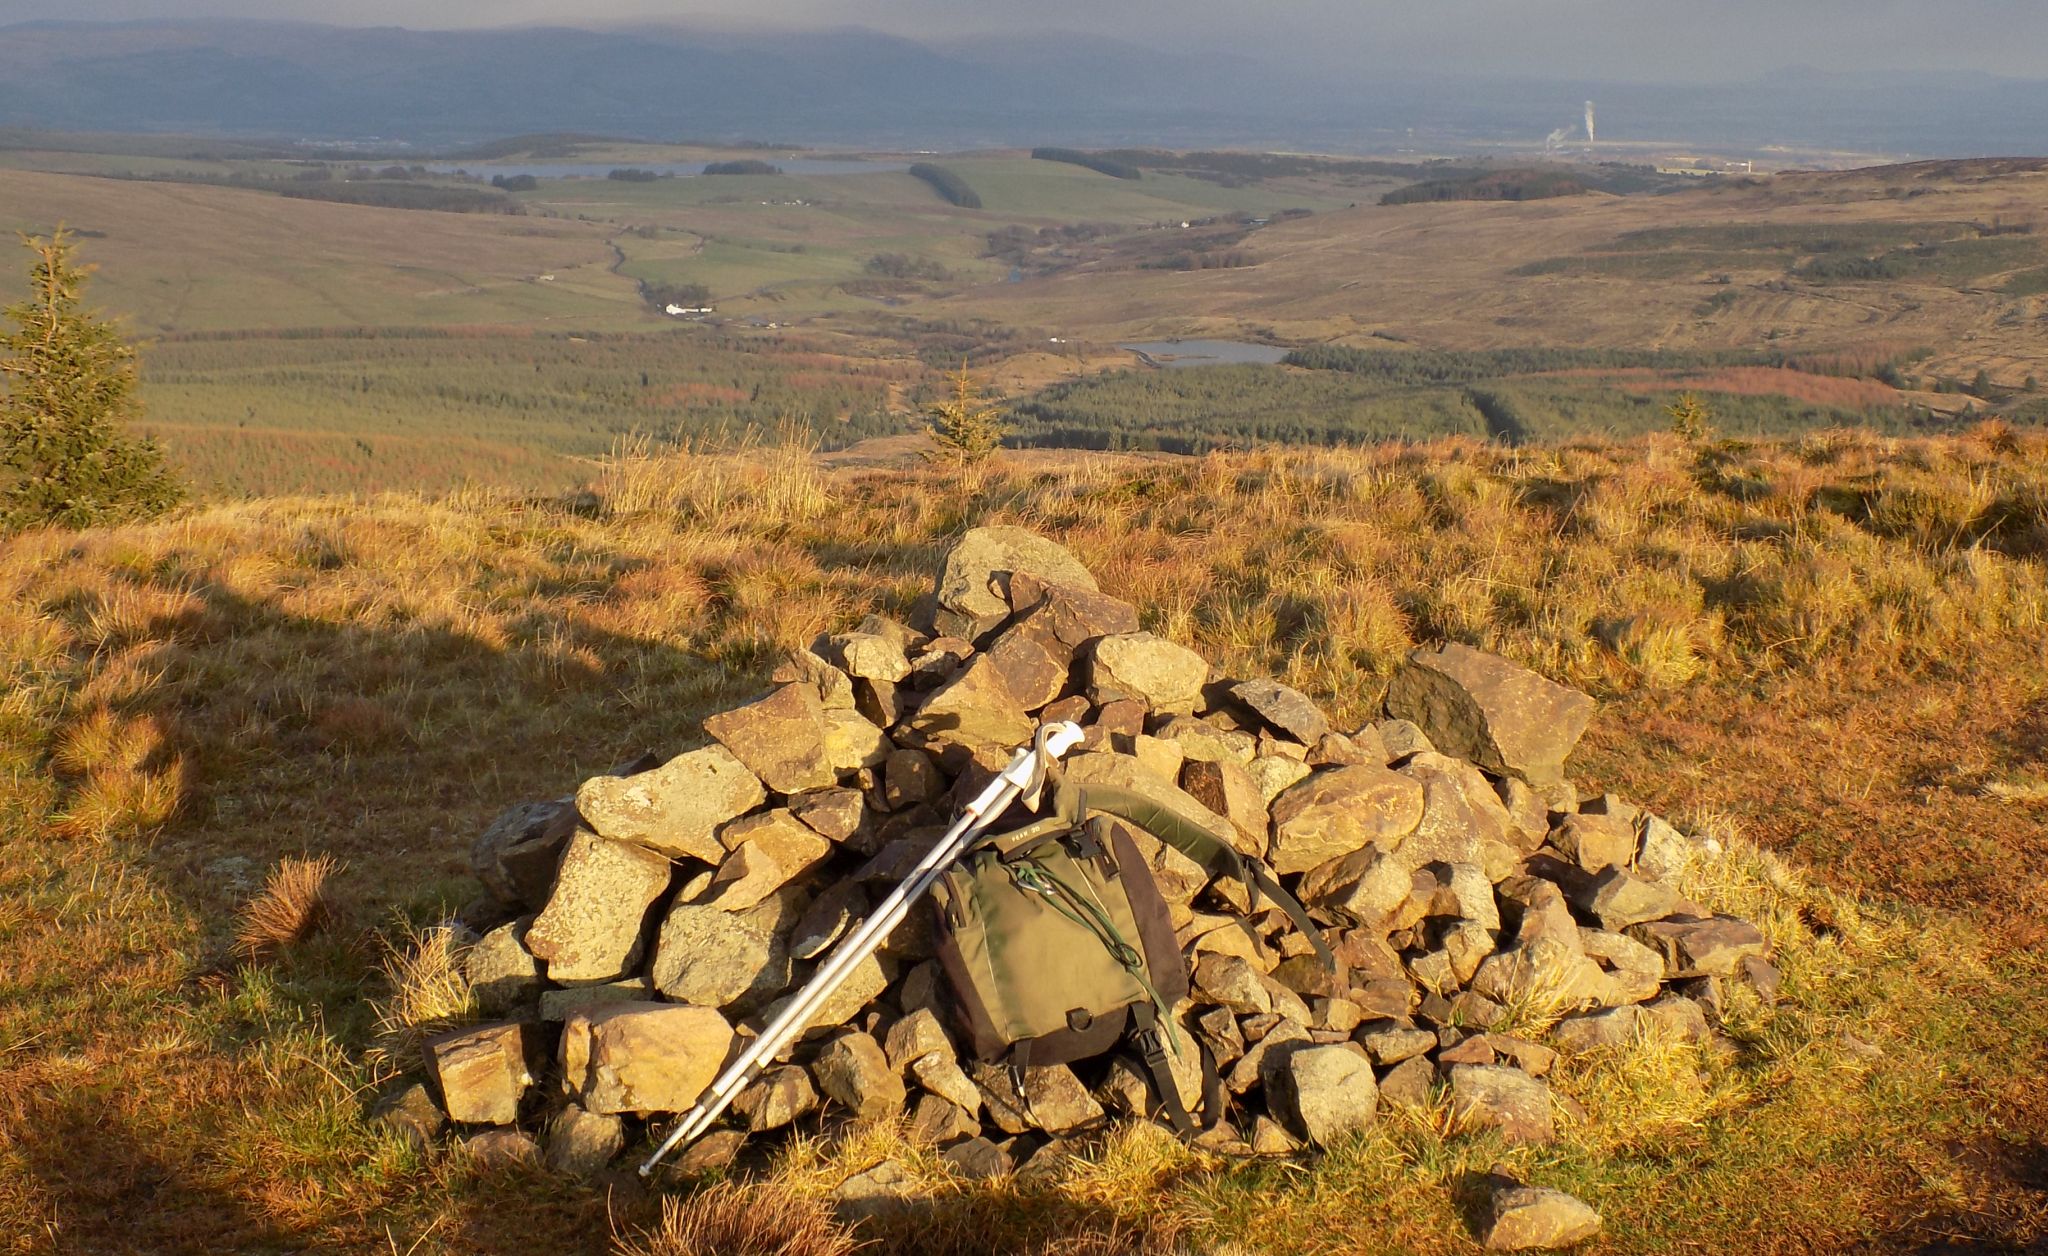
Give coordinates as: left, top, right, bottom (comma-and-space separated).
4, 0, 2046, 81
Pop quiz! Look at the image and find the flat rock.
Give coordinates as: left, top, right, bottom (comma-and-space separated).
463, 1127, 541, 1169
935, 526, 1099, 640
1470, 937, 1606, 1016
1481, 1184, 1603, 1251
973, 1063, 1104, 1135
538, 979, 650, 1022
544, 1105, 624, 1177
704, 683, 837, 793
907, 1094, 981, 1146
1548, 1005, 1640, 1054
428, 1021, 534, 1126
704, 811, 832, 911
1270, 1044, 1378, 1147
1005, 571, 1140, 650
883, 748, 944, 810
884, 1007, 955, 1070
1448, 1065, 1554, 1144
1086, 632, 1210, 714
833, 1158, 917, 1222
525, 831, 672, 984
1377, 719, 1436, 759
1583, 867, 1688, 930
575, 744, 764, 862
823, 707, 892, 774
1384, 644, 1595, 786
1269, 765, 1426, 876
562, 1002, 734, 1116
790, 879, 867, 960
1229, 679, 1330, 743
1637, 993, 1712, 1042
1392, 754, 1523, 880
1626, 915, 1769, 978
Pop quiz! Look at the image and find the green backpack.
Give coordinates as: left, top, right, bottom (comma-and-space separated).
931, 765, 1333, 1136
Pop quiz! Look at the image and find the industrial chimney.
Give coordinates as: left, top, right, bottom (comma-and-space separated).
1584, 101, 1597, 146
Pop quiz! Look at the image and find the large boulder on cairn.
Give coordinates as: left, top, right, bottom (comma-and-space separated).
575, 744, 764, 862
935, 525, 1101, 640
1384, 644, 1595, 785
561, 1002, 734, 1116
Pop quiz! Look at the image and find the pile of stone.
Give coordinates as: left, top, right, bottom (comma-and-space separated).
381, 525, 1774, 1216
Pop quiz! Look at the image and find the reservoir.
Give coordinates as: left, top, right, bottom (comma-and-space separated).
1121, 340, 1291, 368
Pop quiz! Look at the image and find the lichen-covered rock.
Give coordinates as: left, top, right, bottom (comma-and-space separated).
1384, 644, 1595, 786
983, 622, 1073, 712
704, 810, 833, 911
704, 683, 838, 793
1393, 753, 1523, 880
575, 744, 764, 862
544, 1105, 624, 1177
1481, 1183, 1603, 1250
1548, 1005, 1640, 1054
935, 526, 1100, 640
561, 1002, 734, 1116
1004, 571, 1140, 649
525, 831, 672, 984
1269, 1044, 1378, 1147
734, 1065, 820, 1132
1448, 1064, 1554, 1144
1268, 764, 1427, 876
465, 917, 543, 1016
814, 1031, 905, 1121
428, 1022, 535, 1125
1086, 632, 1210, 714
1582, 867, 1688, 930
830, 632, 913, 683
648, 902, 787, 1010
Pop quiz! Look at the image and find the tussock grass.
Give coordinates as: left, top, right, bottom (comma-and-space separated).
613, 1181, 860, 1256
368, 922, 476, 1071
233, 854, 343, 961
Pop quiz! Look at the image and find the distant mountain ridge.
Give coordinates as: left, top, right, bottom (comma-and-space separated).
1, 18, 2045, 154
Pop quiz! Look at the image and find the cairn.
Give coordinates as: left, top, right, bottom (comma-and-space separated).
380, 525, 1775, 1192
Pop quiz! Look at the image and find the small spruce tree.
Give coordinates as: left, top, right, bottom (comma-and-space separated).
923, 362, 1006, 466
1666, 391, 1714, 442
0, 229, 182, 531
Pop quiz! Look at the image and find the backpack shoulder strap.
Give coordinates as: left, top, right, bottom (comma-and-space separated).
1049, 770, 1335, 971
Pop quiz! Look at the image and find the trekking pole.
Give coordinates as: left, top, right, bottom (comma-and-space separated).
638, 719, 1086, 1177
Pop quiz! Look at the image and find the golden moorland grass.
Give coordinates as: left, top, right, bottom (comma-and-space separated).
0, 429, 2043, 1253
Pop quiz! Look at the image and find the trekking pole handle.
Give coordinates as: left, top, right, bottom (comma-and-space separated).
635, 720, 1084, 1177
